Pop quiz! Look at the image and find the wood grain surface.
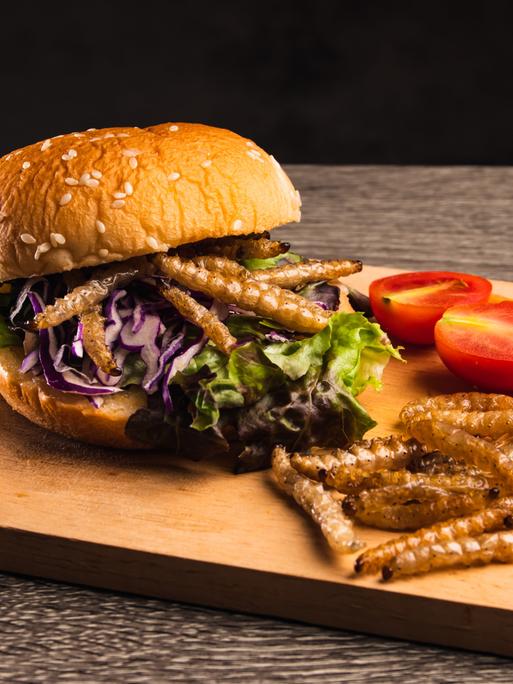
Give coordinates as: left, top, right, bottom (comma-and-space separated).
3, 166, 513, 683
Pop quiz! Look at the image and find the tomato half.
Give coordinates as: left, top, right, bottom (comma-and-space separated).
435, 302, 513, 392
369, 271, 492, 344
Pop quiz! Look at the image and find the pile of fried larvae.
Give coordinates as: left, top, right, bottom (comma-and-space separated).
33, 232, 362, 374
273, 392, 513, 581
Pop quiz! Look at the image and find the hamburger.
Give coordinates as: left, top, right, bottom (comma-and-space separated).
0, 122, 398, 471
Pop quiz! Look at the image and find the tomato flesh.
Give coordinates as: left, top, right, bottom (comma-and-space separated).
369, 271, 492, 344
435, 302, 513, 392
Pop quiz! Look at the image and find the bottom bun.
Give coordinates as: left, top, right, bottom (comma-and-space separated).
0, 346, 148, 449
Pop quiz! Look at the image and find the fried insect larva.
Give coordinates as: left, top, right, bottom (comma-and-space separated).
347, 482, 451, 507
272, 446, 363, 553
407, 450, 472, 475
354, 497, 513, 575
406, 409, 513, 440
154, 254, 331, 333
409, 419, 513, 490
35, 257, 152, 329
81, 305, 120, 376
384, 530, 513, 579
288, 450, 343, 481
191, 255, 249, 278
291, 462, 489, 495
346, 436, 424, 471
400, 392, 513, 426
250, 259, 363, 289
159, 284, 236, 355
289, 436, 423, 481
214, 236, 288, 260
343, 487, 492, 531
180, 234, 289, 260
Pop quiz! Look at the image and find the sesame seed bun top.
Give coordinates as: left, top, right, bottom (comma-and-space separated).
0, 122, 301, 281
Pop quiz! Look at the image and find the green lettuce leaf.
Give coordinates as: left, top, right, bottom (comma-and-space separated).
172, 311, 399, 470
241, 251, 301, 271
0, 314, 21, 347
177, 341, 283, 430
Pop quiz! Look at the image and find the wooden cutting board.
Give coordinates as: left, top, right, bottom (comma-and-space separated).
2, 264, 513, 657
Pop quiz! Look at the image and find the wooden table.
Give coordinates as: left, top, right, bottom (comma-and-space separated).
2, 166, 512, 682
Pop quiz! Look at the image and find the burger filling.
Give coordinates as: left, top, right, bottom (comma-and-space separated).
0, 233, 399, 472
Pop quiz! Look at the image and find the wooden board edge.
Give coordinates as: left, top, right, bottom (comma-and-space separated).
1, 526, 510, 657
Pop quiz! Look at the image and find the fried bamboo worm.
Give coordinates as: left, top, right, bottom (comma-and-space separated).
400, 392, 513, 426
290, 459, 489, 495
191, 255, 249, 278
354, 497, 513, 575
296, 437, 424, 480
250, 259, 362, 289
343, 486, 494, 531
272, 446, 363, 553
404, 409, 513, 440
80, 305, 121, 376
179, 234, 289, 260
384, 530, 513, 580
159, 284, 236, 355
407, 450, 472, 476
409, 419, 513, 490
35, 257, 152, 329
154, 254, 331, 333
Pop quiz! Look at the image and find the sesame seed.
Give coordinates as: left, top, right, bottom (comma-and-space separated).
59, 193, 72, 206
129, 157, 138, 169
34, 242, 51, 260
117, 133, 130, 138
21, 233, 36, 244
246, 141, 255, 147
87, 128, 97, 132
95, 220, 106, 234
89, 137, 101, 142
79, 173, 91, 185
104, 133, 115, 139
65, 177, 78, 186
5, 154, 11, 161
113, 191, 126, 199
232, 219, 243, 230
61, 149, 77, 161
41, 139, 51, 151
169, 125, 179, 132
50, 232, 66, 247
53, 135, 64, 139
168, 172, 180, 181
122, 148, 141, 157
59, 192, 73, 207
201, 159, 212, 168
86, 178, 100, 188
247, 149, 263, 162
72, 133, 85, 137
124, 181, 133, 195
146, 236, 159, 249
112, 199, 125, 208
22, 161, 31, 170
98, 248, 109, 258
91, 169, 102, 179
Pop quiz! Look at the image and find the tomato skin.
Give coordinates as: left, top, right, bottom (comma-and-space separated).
435, 302, 513, 393
369, 271, 492, 345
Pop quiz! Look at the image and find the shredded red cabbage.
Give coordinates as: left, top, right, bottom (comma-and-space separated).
14, 278, 207, 408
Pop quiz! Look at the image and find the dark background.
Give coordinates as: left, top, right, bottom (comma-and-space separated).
3, 2, 513, 164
